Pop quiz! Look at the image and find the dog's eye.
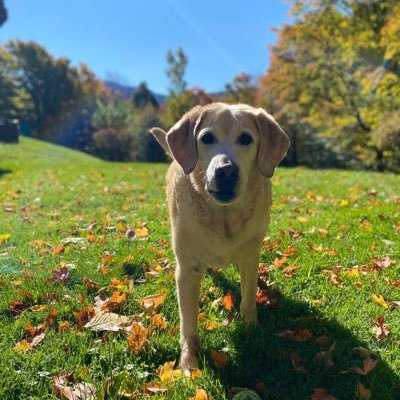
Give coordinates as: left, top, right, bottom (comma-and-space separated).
237, 132, 253, 146
200, 132, 216, 145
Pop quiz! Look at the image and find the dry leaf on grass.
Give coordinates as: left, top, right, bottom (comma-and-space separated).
190, 388, 209, 400
315, 343, 336, 369
222, 291, 235, 311
52, 373, 96, 400
310, 388, 338, 400
211, 349, 228, 368
157, 361, 182, 383
277, 328, 312, 342
372, 316, 389, 340
353, 358, 378, 376
84, 312, 136, 332
139, 291, 166, 314
355, 382, 371, 400
127, 322, 149, 355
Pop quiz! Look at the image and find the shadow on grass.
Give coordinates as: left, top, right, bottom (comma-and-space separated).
0, 168, 12, 178
200, 273, 400, 400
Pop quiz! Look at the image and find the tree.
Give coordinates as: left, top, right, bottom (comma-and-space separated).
0, 0, 7, 26
258, 0, 400, 170
223, 73, 257, 105
131, 82, 158, 109
162, 48, 196, 128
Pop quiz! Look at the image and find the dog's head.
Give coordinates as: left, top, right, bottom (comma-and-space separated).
150, 103, 290, 205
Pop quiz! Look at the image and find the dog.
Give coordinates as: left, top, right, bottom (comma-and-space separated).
150, 102, 290, 370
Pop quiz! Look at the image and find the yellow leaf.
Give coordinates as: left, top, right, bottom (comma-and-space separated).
157, 361, 182, 383
127, 322, 149, 355
204, 321, 219, 331
355, 382, 371, 400
340, 199, 349, 207
116, 222, 127, 233
0, 233, 11, 244
190, 388, 209, 400
371, 294, 389, 309
136, 227, 149, 237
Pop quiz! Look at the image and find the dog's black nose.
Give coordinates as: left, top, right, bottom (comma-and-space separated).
215, 162, 239, 181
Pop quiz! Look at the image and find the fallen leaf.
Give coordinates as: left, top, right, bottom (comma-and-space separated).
139, 291, 166, 314
310, 388, 338, 400
127, 322, 149, 355
256, 289, 279, 308
211, 349, 228, 368
274, 256, 287, 268
141, 381, 167, 395
82, 277, 100, 291
315, 343, 335, 369
136, 227, 149, 238
353, 358, 378, 375
101, 292, 127, 313
204, 321, 219, 331
74, 306, 95, 330
222, 291, 235, 311
282, 265, 300, 277
190, 388, 208, 400
51, 265, 71, 284
353, 347, 376, 360
371, 294, 389, 309
52, 374, 96, 400
52, 244, 65, 255
59, 321, 70, 332
157, 361, 182, 383
0, 233, 11, 244
277, 328, 312, 342
116, 222, 128, 233
84, 312, 135, 332
15, 332, 46, 352
290, 351, 308, 374
372, 316, 389, 340
150, 313, 168, 330
370, 256, 395, 270
355, 382, 371, 400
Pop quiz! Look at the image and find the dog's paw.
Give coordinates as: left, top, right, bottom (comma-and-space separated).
180, 336, 200, 371
240, 306, 258, 325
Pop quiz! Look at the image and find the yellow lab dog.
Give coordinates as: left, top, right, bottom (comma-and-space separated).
150, 103, 290, 370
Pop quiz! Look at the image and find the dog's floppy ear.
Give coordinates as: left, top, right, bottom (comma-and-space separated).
149, 127, 171, 156
166, 106, 203, 175
254, 108, 290, 178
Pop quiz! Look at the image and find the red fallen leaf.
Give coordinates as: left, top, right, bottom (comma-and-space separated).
25, 322, 47, 338
8, 300, 28, 315
46, 307, 58, 326
256, 288, 279, 308
50, 265, 71, 284
222, 291, 235, 311
211, 349, 228, 368
372, 316, 389, 340
369, 256, 395, 270
74, 306, 95, 330
82, 276, 100, 290
310, 388, 338, 400
277, 328, 312, 342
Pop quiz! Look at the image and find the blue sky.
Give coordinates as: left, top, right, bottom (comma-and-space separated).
1, 0, 290, 94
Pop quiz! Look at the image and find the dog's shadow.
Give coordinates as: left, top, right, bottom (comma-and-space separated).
201, 271, 400, 400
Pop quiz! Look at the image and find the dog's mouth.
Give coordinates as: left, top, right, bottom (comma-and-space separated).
208, 188, 236, 204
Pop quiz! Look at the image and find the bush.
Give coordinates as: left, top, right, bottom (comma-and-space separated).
92, 128, 135, 161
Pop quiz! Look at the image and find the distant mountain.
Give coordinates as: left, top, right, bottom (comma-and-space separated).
104, 81, 166, 104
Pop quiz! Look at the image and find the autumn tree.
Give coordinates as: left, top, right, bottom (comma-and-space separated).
223, 73, 257, 105
259, 0, 400, 170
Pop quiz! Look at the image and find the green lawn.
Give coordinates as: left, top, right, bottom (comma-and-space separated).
0, 137, 399, 400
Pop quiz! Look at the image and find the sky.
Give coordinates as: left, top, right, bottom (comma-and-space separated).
0, 0, 291, 94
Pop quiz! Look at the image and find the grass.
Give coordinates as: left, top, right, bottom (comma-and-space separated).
0, 137, 399, 400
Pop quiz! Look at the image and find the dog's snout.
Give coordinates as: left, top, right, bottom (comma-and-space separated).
215, 162, 239, 180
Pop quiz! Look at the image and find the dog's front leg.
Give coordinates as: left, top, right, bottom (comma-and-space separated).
176, 260, 203, 370
238, 250, 260, 325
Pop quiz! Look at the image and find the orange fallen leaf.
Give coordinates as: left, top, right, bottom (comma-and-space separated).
277, 328, 312, 342
52, 244, 65, 255
190, 388, 209, 400
211, 349, 228, 368
127, 322, 149, 355
141, 381, 167, 395
222, 291, 235, 311
204, 321, 219, 331
139, 291, 166, 314
15, 332, 46, 352
282, 265, 300, 277
101, 292, 127, 313
274, 256, 287, 268
82, 276, 100, 290
256, 289, 279, 308
310, 388, 338, 400
59, 321, 70, 331
136, 227, 149, 238
150, 313, 168, 330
